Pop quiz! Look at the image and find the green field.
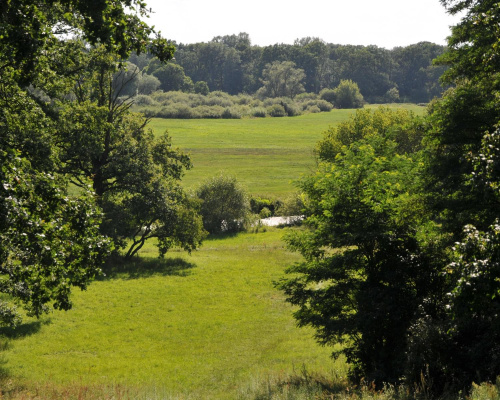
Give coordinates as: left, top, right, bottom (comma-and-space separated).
0, 229, 344, 399
149, 104, 426, 197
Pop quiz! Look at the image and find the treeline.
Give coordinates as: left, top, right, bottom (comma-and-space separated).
126, 34, 446, 104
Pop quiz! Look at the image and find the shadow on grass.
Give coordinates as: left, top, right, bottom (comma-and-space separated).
100, 256, 197, 280
0, 319, 47, 339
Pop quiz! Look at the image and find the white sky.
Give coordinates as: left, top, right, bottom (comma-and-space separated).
143, 0, 462, 49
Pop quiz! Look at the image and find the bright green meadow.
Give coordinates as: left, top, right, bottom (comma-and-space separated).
0, 229, 344, 399
149, 104, 425, 197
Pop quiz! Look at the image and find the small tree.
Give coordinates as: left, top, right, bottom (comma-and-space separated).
196, 174, 249, 234
56, 45, 205, 258
194, 81, 210, 95
333, 79, 364, 108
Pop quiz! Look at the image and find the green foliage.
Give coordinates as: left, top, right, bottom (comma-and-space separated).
194, 80, 210, 95
43, 44, 206, 259
424, 81, 500, 235
267, 104, 287, 117
0, 0, 174, 84
258, 61, 306, 99
385, 87, 400, 103
196, 174, 250, 234
319, 88, 337, 104
171, 36, 445, 103
404, 0, 500, 392
0, 150, 110, 327
469, 379, 500, 400
441, 222, 500, 384
137, 73, 161, 95
277, 128, 440, 384
259, 207, 272, 219
250, 196, 281, 216
150, 62, 193, 93
333, 80, 365, 109
275, 192, 305, 217
316, 107, 425, 162
437, 0, 500, 84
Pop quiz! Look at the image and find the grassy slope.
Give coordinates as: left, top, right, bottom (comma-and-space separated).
0, 229, 344, 399
148, 105, 426, 198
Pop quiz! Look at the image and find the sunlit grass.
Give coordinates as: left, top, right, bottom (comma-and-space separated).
0, 228, 344, 399
148, 105, 426, 198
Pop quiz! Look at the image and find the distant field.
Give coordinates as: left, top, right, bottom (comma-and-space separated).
148, 104, 426, 198
0, 229, 343, 399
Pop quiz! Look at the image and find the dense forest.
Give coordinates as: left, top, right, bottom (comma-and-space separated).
126, 34, 446, 104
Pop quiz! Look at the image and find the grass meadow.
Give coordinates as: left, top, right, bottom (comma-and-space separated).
0, 229, 345, 399
149, 104, 426, 197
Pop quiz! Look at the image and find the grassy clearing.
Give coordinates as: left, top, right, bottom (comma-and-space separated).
148, 105, 426, 198
0, 228, 344, 399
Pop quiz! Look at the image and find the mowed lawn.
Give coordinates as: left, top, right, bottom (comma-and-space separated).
0, 229, 343, 399
148, 104, 426, 197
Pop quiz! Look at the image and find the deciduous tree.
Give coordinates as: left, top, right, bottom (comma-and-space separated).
257, 61, 305, 99
277, 116, 441, 384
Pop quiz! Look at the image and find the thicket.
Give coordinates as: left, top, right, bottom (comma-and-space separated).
277, 0, 500, 395
130, 88, 353, 119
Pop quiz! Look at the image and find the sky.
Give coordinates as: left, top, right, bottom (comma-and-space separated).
142, 0, 463, 49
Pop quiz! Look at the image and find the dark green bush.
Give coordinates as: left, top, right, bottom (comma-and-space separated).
251, 107, 267, 117
267, 104, 286, 117
196, 174, 249, 234
221, 107, 242, 119
319, 88, 336, 105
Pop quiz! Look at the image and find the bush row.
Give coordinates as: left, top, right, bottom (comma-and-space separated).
131, 90, 335, 119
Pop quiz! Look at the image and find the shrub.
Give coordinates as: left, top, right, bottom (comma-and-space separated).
194, 81, 209, 95
306, 105, 321, 113
133, 94, 157, 106
206, 96, 234, 107
267, 104, 286, 117
250, 196, 272, 214
235, 94, 253, 105
334, 79, 364, 108
295, 92, 318, 101
221, 107, 242, 119
192, 105, 224, 119
157, 104, 194, 118
196, 174, 249, 234
275, 192, 305, 216
385, 87, 400, 103
319, 88, 336, 105
150, 91, 171, 103
278, 99, 302, 116
259, 207, 272, 219
315, 99, 333, 112
251, 107, 267, 118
